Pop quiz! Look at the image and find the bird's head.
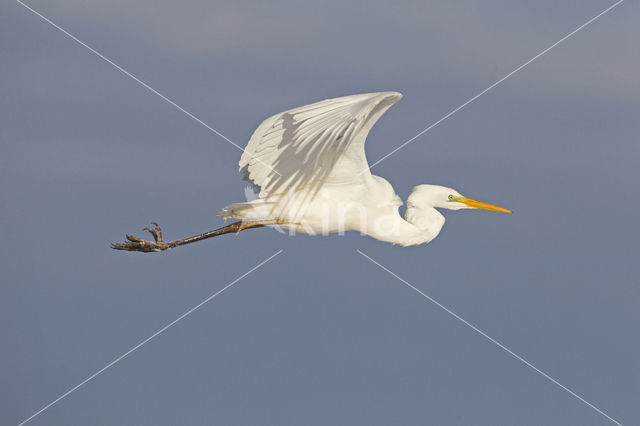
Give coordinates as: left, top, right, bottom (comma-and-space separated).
408, 184, 512, 213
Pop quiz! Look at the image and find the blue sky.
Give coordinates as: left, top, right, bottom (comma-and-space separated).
1, 0, 638, 424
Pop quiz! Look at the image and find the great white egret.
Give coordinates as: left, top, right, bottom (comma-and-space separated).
112, 91, 511, 252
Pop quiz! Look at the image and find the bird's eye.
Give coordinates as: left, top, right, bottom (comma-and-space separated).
448, 194, 454, 201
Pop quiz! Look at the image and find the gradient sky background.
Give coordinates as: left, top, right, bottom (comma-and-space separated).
1, 0, 639, 425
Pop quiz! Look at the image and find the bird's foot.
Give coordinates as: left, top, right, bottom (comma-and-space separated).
111, 222, 170, 252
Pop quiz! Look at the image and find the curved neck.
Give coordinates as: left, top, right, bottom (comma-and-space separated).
405, 205, 445, 235
403, 205, 445, 244
365, 205, 445, 247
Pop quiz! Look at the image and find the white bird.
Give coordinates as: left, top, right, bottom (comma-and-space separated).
113, 92, 511, 252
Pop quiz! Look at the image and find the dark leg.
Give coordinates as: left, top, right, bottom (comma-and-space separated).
111, 221, 268, 253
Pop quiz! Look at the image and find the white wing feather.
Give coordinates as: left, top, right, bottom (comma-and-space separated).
239, 91, 402, 201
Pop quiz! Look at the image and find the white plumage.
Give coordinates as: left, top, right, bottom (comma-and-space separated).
220, 92, 511, 246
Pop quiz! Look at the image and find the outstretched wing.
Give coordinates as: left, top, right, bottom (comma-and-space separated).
239, 91, 402, 201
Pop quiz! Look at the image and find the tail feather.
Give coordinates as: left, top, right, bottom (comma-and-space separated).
218, 200, 274, 221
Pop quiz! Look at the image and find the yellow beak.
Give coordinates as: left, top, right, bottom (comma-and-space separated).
457, 196, 512, 213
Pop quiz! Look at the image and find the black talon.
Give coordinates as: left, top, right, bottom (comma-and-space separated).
143, 226, 159, 242
151, 222, 163, 242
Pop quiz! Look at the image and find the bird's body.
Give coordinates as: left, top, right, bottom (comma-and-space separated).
221, 175, 444, 246
113, 91, 510, 252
